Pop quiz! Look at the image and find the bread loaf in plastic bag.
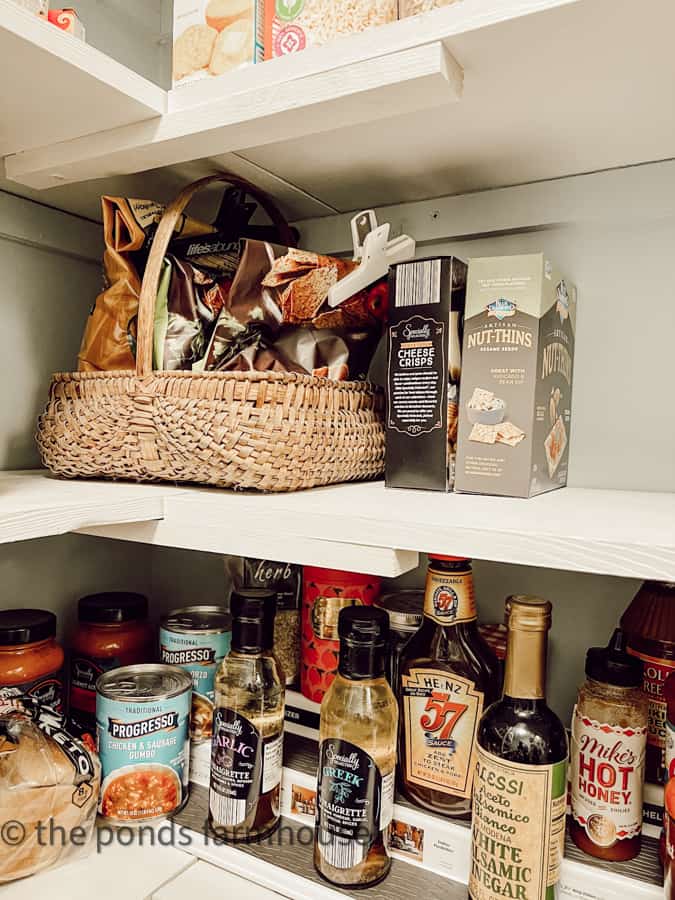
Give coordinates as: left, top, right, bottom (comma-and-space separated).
0, 696, 101, 883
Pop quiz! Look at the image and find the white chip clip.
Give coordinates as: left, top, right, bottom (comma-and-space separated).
327, 211, 416, 308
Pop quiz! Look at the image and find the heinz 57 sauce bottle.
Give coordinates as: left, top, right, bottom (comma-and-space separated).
315, 607, 397, 888
209, 589, 285, 843
399, 556, 500, 817
470, 596, 568, 900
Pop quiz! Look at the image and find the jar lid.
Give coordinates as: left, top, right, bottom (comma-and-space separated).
428, 554, 470, 563
0, 609, 56, 645
376, 591, 423, 630
585, 629, 643, 688
620, 581, 675, 644
79, 592, 148, 624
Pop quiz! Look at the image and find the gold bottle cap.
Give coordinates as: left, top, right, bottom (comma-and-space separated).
505, 595, 552, 632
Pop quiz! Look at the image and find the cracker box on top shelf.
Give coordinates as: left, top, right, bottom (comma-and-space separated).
172, 0, 263, 87
454, 253, 577, 498
385, 256, 468, 492
11, 0, 48, 15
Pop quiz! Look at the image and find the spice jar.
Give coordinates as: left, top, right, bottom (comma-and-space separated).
375, 590, 423, 689
68, 592, 153, 739
301, 567, 380, 703
570, 629, 647, 861
226, 558, 302, 685
620, 581, 675, 783
0, 609, 65, 711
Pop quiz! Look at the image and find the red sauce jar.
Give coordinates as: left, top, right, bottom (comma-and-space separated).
0, 609, 65, 711
621, 581, 675, 783
68, 592, 154, 740
301, 567, 380, 703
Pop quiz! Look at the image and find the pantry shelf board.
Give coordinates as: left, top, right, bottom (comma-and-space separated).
0, 0, 165, 159
175, 781, 662, 900
76, 518, 420, 579
6, 40, 461, 191
7, 0, 675, 213
0, 471, 166, 546
77, 481, 675, 582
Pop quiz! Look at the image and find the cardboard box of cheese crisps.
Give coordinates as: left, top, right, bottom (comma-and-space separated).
172, 0, 263, 87
455, 253, 577, 498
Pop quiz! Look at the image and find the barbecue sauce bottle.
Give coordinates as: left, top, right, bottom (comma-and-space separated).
398, 556, 500, 817
209, 588, 285, 843
314, 606, 397, 888
470, 596, 568, 900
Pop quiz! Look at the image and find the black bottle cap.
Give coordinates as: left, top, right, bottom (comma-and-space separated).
338, 606, 389, 680
231, 588, 276, 653
79, 592, 148, 624
0, 609, 57, 646
585, 629, 643, 688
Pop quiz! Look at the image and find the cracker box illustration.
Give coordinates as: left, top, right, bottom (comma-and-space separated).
173, 0, 263, 87
455, 253, 577, 498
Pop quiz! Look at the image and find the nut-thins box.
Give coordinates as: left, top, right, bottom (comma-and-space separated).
455, 253, 577, 498
386, 256, 468, 492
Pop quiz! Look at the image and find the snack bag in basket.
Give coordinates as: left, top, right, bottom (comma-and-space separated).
78, 197, 218, 372
202, 243, 389, 379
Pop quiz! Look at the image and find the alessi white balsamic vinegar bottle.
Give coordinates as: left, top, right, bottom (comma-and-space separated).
209, 588, 285, 843
314, 606, 398, 888
470, 596, 568, 900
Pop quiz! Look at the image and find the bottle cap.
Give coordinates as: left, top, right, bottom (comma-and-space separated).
375, 591, 423, 631
0, 609, 56, 646
231, 588, 276, 653
338, 606, 389, 680
79, 592, 148, 624
506, 595, 552, 631
585, 629, 643, 688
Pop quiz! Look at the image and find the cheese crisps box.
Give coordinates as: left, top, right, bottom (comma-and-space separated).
455, 253, 577, 498
386, 256, 468, 492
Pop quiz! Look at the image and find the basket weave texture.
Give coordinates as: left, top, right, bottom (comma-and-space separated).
36, 175, 385, 492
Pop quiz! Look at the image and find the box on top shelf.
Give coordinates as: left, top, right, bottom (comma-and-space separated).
455, 253, 577, 498
264, 0, 397, 59
172, 0, 263, 87
385, 256, 468, 492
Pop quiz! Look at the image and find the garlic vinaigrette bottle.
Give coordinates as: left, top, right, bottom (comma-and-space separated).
314, 606, 398, 887
209, 588, 285, 843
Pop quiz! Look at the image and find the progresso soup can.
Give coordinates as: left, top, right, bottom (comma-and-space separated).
96, 664, 192, 824
159, 606, 231, 744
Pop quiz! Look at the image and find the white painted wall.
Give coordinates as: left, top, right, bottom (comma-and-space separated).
73, 0, 172, 87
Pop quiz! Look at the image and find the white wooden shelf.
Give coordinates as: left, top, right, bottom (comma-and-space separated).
4, 472, 674, 579
73, 476, 675, 581
5, 0, 675, 219
0, 0, 165, 158
0, 471, 165, 545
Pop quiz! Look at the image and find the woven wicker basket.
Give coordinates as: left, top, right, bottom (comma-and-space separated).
37, 174, 385, 492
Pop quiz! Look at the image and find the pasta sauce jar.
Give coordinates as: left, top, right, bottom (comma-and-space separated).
0, 609, 64, 711
96, 664, 192, 825
69, 593, 154, 741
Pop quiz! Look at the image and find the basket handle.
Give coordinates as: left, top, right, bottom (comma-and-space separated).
136, 172, 295, 377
